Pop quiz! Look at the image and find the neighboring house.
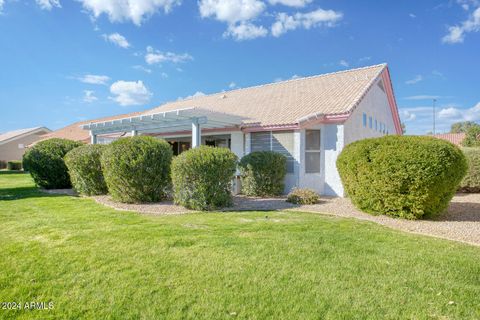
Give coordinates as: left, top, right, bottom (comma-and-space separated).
39, 111, 145, 144
52, 64, 402, 196
0, 127, 51, 162
432, 133, 466, 146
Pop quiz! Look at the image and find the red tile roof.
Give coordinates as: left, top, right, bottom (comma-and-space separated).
40, 111, 144, 143
432, 133, 466, 146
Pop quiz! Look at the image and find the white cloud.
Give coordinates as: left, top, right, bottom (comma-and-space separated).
0, 0, 5, 12
178, 91, 206, 100
161, 72, 168, 78
224, 22, 268, 40
102, 33, 130, 48
405, 74, 423, 85
274, 74, 301, 82
268, 0, 312, 7
77, 0, 181, 26
199, 0, 268, 40
409, 13, 416, 18
199, 0, 266, 24
78, 74, 110, 85
442, 7, 480, 44
228, 82, 237, 88
358, 56, 371, 62
456, 0, 480, 11
438, 107, 463, 119
271, 8, 343, 37
397, 106, 449, 134
401, 110, 416, 121
438, 102, 480, 121
110, 80, 152, 106
404, 95, 442, 100
36, 0, 61, 10
145, 46, 193, 65
431, 70, 446, 79
83, 90, 98, 103
132, 65, 152, 73
339, 59, 349, 67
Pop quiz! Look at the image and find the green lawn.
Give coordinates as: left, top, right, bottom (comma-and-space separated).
0, 172, 479, 319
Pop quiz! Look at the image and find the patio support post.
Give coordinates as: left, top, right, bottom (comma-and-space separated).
192, 118, 201, 148
131, 128, 138, 136
90, 131, 97, 145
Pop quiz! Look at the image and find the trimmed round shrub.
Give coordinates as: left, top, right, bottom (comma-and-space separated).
286, 188, 320, 205
459, 148, 480, 192
64, 144, 108, 196
337, 136, 467, 219
7, 160, 22, 171
171, 146, 237, 210
238, 151, 287, 196
101, 136, 173, 203
22, 138, 83, 189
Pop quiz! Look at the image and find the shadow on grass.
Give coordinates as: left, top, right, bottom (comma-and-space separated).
435, 201, 480, 222
0, 186, 68, 201
224, 196, 301, 212
0, 170, 27, 175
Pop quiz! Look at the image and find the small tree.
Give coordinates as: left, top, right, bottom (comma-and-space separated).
171, 146, 237, 210
462, 126, 480, 147
459, 148, 480, 192
337, 136, 467, 219
101, 136, 173, 203
451, 121, 480, 133
238, 151, 287, 196
22, 138, 83, 189
64, 144, 108, 196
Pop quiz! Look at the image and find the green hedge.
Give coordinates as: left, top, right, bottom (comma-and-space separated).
238, 151, 287, 196
286, 188, 320, 205
65, 144, 108, 196
0, 160, 6, 170
101, 136, 173, 203
459, 148, 480, 192
7, 161, 22, 171
171, 146, 237, 210
337, 136, 467, 219
22, 138, 83, 189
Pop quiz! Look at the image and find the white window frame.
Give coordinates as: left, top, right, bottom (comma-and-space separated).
305, 129, 321, 174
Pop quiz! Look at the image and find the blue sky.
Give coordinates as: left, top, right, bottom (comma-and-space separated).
0, 0, 479, 135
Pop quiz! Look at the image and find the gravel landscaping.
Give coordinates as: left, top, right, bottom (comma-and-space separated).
42, 188, 480, 246
291, 193, 480, 246
92, 195, 195, 215
90, 192, 480, 246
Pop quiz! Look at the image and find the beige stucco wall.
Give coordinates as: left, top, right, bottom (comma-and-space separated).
0, 132, 47, 161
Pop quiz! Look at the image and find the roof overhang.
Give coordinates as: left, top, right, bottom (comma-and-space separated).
0, 127, 51, 146
82, 107, 247, 135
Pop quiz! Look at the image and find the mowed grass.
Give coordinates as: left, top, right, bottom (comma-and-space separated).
0, 173, 479, 319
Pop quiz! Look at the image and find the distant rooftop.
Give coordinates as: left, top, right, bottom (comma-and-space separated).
0, 127, 51, 145
431, 133, 466, 146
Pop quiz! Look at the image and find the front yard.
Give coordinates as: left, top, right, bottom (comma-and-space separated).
0, 172, 479, 319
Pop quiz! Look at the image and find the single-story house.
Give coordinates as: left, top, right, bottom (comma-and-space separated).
0, 127, 51, 162
50, 64, 402, 196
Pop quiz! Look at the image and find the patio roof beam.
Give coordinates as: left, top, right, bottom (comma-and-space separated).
89, 117, 208, 135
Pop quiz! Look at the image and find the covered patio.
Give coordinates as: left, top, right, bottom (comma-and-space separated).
81, 107, 247, 153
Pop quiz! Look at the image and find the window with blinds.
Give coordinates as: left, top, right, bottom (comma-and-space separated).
251, 131, 295, 173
